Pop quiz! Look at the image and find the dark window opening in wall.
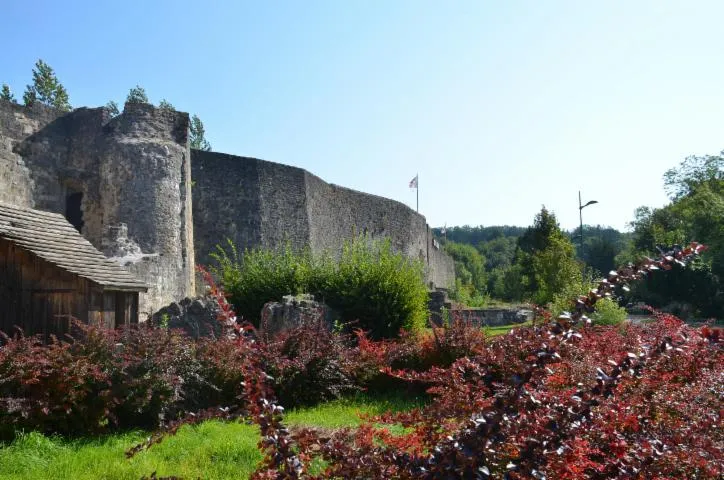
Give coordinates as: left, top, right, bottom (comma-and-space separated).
65, 192, 84, 232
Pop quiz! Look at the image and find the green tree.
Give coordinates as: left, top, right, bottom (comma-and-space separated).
517, 207, 560, 254
533, 235, 589, 310
158, 99, 175, 111
571, 225, 629, 275
625, 152, 723, 318
105, 100, 120, 117
664, 151, 723, 200
478, 236, 517, 270
433, 225, 525, 245
501, 263, 526, 301
190, 114, 211, 151
444, 241, 488, 306
125, 85, 149, 104
1, 84, 15, 102
444, 241, 487, 295
513, 207, 584, 305
22, 59, 71, 111
486, 268, 507, 299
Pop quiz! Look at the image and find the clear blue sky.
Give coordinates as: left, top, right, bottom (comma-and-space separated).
3, 1, 723, 231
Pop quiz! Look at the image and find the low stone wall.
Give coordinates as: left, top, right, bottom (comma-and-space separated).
449, 308, 532, 327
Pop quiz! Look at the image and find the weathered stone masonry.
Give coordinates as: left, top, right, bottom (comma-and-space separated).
1, 100, 454, 316
0, 101, 195, 316
191, 150, 455, 290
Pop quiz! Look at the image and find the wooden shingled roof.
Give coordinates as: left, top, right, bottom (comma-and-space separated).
0, 203, 148, 291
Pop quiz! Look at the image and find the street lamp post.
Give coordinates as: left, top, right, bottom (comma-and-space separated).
578, 191, 599, 256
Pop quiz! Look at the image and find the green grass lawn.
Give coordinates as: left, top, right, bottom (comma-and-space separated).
483, 320, 532, 337
0, 393, 424, 480
424, 321, 532, 338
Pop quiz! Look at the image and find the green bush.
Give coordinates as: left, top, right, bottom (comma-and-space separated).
211, 240, 318, 325
591, 297, 628, 326
317, 238, 429, 338
448, 278, 487, 307
548, 266, 598, 316
211, 237, 429, 338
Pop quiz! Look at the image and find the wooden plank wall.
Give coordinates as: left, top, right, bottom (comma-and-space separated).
1, 239, 141, 340
0, 238, 94, 339
115, 292, 139, 328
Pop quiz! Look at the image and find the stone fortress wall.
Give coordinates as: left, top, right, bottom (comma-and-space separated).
0, 101, 195, 316
1, 100, 454, 316
191, 151, 455, 290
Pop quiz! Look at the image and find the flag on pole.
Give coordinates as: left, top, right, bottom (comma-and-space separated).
409, 174, 419, 212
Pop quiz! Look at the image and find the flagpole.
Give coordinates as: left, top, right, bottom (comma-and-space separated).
416, 173, 419, 212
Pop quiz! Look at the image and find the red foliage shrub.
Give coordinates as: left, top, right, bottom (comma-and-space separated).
134, 244, 721, 479
6, 247, 721, 479
0, 322, 253, 437
343, 314, 488, 397
273, 242, 723, 479
0, 327, 113, 437
260, 321, 358, 408
414, 311, 488, 369
283, 311, 722, 479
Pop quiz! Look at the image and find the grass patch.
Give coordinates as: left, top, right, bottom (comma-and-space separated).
0, 393, 423, 480
483, 321, 532, 337
0, 423, 262, 480
285, 392, 424, 429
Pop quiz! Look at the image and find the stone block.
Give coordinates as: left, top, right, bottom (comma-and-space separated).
260, 294, 338, 337
150, 295, 232, 339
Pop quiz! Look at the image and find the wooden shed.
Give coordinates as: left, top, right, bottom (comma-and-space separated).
0, 203, 148, 339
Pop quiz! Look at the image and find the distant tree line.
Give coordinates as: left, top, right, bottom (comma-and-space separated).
435, 211, 589, 310
432, 225, 526, 245
436, 152, 723, 320
569, 225, 630, 275
2, 59, 211, 151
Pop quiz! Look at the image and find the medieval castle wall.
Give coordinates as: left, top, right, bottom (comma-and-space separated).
191, 151, 455, 289
0, 101, 195, 316
1, 100, 454, 316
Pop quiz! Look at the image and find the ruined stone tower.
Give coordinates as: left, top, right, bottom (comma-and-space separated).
0, 101, 195, 316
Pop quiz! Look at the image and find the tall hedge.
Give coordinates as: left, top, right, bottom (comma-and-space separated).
210, 237, 428, 338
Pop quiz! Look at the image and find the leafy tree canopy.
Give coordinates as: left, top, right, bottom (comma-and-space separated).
513, 207, 585, 306
22, 59, 71, 112
444, 241, 487, 298
1, 84, 15, 102
125, 85, 149, 104
158, 99, 175, 111
517, 206, 560, 255
664, 151, 723, 200
433, 225, 525, 245
570, 225, 630, 276
478, 235, 517, 271
190, 114, 211, 151
626, 151, 724, 317
104, 100, 120, 117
